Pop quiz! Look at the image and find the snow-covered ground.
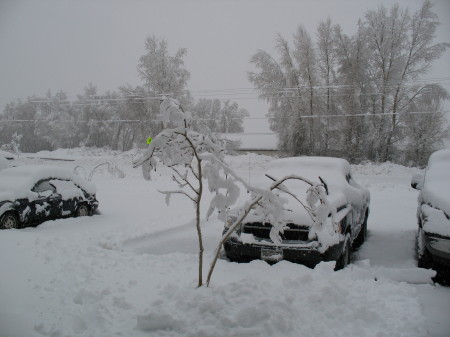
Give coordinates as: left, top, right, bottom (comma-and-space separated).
0, 149, 449, 337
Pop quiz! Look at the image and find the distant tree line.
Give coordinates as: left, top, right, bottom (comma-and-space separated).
249, 0, 449, 166
0, 36, 249, 153
1, 1, 448, 166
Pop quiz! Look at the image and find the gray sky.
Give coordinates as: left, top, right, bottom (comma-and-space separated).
1, 0, 449, 132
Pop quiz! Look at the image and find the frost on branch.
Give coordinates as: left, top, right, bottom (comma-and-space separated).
132, 97, 241, 287
306, 182, 340, 251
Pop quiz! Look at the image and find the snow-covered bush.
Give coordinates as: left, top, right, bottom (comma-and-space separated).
74, 161, 125, 181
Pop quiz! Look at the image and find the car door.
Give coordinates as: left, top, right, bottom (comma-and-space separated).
31, 179, 62, 222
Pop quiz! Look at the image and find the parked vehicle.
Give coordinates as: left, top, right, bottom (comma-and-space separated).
0, 165, 98, 229
0, 156, 10, 171
223, 156, 370, 270
412, 149, 450, 284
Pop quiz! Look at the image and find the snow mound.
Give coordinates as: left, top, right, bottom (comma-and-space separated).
137, 261, 427, 337
351, 161, 422, 177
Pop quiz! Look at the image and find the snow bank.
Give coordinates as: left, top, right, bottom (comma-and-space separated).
137, 261, 427, 337
1, 149, 448, 337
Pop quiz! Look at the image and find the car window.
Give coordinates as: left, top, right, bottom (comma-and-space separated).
50, 179, 84, 199
33, 180, 56, 194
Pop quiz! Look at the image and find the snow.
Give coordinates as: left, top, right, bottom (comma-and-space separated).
219, 133, 278, 151
243, 156, 369, 228
0, 165, 95, 202
0, 149, 449, 337
422, 204, 450, 237
49, 179, 86, 200
421, 149, 450, 217
0, 156, 10, 170
0, 149, 15, 160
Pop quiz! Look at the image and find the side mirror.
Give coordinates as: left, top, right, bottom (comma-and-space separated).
411, 173, 424, 190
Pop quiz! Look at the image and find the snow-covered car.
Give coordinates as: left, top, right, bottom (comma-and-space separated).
412, 149, 450, 283
0, 156, 10, 171
223, 156, 370, 269
0, 165, 98, 229
0, 150, 15, 160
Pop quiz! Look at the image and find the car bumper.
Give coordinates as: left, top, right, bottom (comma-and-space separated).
424, 233, 450, 267
224, 237, 343, 268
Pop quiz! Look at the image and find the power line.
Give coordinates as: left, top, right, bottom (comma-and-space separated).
1, 110, 447, 124
11, 76, 449, 106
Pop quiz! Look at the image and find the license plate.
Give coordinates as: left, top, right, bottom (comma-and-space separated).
261, 247, 283, 262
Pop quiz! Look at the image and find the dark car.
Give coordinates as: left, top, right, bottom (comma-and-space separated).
0, 165, 98, 229
412, 149, 450, 284
223, 156, 370, 270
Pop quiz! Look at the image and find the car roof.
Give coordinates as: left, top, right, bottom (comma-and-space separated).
423, 149, 450, 216
267, 156, 351, 183
0, 165, 95, 202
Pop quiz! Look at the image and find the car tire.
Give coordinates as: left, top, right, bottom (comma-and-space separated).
0, 212, 21, 229
353, 214, 368, 248
335, 235, 351, 270
76, 204, 90, 217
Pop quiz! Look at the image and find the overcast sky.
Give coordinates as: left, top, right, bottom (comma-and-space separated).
1, 0, 449, 132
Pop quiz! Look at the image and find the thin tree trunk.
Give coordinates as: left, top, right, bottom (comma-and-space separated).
196, 157, 204, 287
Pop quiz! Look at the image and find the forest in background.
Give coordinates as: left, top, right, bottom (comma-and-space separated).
1, 0, 449, 166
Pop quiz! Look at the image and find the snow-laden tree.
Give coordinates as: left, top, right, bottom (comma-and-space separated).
249, 1, 448, 165
363, 0, 449, 161
138, 36, 191, 105
191, 99, 250, 134
133, 97, 242, 287
134, 98, 340, 287
402, 85, 449, 166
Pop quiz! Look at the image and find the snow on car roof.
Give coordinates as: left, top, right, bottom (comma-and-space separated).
267, 156, 350, 181
245, 156, 369, 225
422, 149, 450, 216
0, 165, 96, 202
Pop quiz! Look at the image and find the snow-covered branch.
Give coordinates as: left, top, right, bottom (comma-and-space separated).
158, 189, 196, 204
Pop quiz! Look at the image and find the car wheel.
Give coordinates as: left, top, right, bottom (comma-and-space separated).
353, 214, 368, 248
76, 204, 90, 217
0, 212, 21, 229
335, 235, 351, 270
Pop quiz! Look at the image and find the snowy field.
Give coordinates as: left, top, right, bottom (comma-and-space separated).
0, 149, 449, 337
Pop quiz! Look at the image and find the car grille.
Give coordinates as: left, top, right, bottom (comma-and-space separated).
242, 222, 310, 241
